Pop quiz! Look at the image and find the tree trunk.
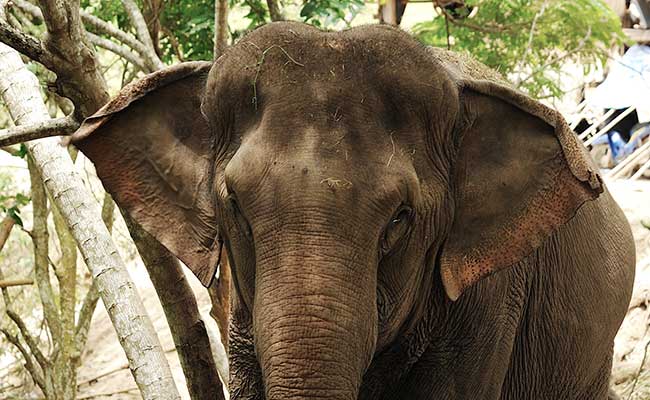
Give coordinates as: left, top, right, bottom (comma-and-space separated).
266, 0, 284, 21
122, 212, 225, 400
214, 0, 229, 58
0, 41, 181, 400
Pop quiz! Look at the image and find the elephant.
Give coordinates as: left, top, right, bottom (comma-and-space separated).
72, 22, 635, 400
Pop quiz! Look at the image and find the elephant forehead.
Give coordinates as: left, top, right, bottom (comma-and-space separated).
223, 123, 414, 212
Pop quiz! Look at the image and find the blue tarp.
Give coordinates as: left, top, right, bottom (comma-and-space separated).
589, 45, 650, 121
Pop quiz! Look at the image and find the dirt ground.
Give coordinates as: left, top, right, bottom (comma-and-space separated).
609, 180, 650, 399
75, 264, 227, 400
73, 180, 650, 400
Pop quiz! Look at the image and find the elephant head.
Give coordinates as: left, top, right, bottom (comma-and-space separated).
73, 22, 602, 400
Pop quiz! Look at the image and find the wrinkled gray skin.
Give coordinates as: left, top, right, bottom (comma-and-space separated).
74, 22, 635, 400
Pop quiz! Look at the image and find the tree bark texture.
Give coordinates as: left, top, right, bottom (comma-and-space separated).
266, 0, 284, 21
0, 115, 78, 147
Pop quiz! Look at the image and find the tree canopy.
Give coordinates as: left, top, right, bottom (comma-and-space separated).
414, 0, 625, 98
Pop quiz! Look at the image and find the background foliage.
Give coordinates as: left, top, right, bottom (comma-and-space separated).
413, 0, 625, 98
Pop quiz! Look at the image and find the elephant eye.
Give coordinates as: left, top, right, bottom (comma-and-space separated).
380, 206, 413, 255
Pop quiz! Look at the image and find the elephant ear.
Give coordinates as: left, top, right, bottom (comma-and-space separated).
435, 50, 603, 301
72, 61, 222, 286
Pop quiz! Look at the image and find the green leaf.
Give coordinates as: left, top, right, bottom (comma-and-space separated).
14, 193, 30, 206
16, 144, 28, 159
7, 206, 23, 227
413, 0, 624, 99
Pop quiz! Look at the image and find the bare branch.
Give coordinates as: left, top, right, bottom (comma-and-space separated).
1, 145, 20, 156
81, 11, 144, 53
0, 19, 51, 68
3, 309, 49, 368
120, 0, 164, 70
0, 328, 45, 390
27, 155, 63, 343
437, 7, 523, 34
101, 193, 116, 233
161, 25, 184, 61
0, 215, 14, 251
86, 31, 149, 71
80, 10, 160, 72
517, 26, 592, 86
0, 278, 33, 288
8, 0, 41, 23
0, 115, 78, 147
9, 0, 152, 73
0, 260, 49, 372
11, 0, 156, 72
33, 0, 110, 118
74, 280, 98, 351
514, 0, 549, 86
243, 0, 267, 22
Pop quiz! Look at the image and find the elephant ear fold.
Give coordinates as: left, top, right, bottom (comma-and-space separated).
440, 77, 603, 301
72, 61, 221, 287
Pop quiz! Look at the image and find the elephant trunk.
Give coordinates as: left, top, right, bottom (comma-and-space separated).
253, 235, 377, 400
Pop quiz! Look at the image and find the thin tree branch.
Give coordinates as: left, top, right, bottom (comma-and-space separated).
0, 260, 49, 372
514, 0, 549, 86
243, 0, 267, 21
80, 11, 146, 56
0, 115, 78, 147
0, 19, 51, 68
33, 0, 110, 118
27, 155, 63, 344
3, 309, 49, 368
120, 0, 164, 70
627, 339, 650, 399
0, 328, 45, 390
121, 0, 155, 49
517, 26, 592, 86
86, 31, 149, 71
437, 7, 523, 34
161, 26, 184, 61
11, 0, 156, 72
123, 212, 225, 400
0, 279, 33, 288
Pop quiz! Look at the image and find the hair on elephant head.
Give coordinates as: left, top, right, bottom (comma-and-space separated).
73, 22, 606, 400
